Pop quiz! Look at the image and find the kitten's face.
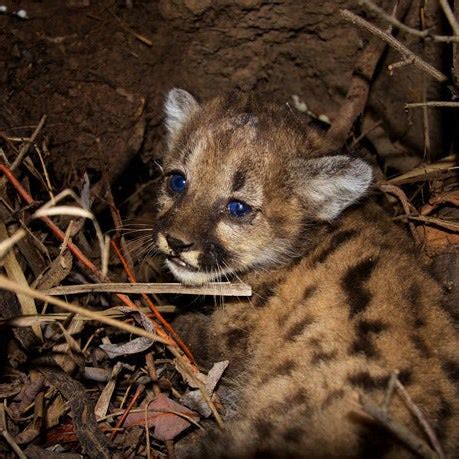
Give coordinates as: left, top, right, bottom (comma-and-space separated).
153, 90, 372, 285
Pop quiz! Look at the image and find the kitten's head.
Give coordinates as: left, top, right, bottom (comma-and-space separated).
153, 89, 372, 285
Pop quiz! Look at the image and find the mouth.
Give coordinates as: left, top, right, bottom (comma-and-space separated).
166, 255, 198, 272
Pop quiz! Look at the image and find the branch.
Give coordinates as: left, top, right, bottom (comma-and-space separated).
358, 0, 459, 42
45, 282, 252, 297
359, 394, 439, 459
340, 9, 449, 83
322, 0, 412, 153
405, 101, 459, 108
438, 0, 459, 36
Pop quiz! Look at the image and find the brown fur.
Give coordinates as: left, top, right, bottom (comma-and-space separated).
154, 90, 458, 458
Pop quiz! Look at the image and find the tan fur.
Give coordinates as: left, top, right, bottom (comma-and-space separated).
155, 90, 458, 458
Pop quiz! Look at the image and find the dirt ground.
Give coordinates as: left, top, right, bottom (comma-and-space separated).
1, 0, 456, 191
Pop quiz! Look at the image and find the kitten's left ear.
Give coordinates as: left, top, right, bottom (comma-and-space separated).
164, 88, 200, 145
295, 155, 373, 221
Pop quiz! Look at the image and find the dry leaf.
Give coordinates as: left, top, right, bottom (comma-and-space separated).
0, 220, 42, 340
10, 371, 45, 418
417, 226, 459, 256
100, 307, 156, 358
95, 361, 123, 419
124, 393, 199, 441
421, 190, 459, 215
180, 360, 228, 417
45, 393, 67, 429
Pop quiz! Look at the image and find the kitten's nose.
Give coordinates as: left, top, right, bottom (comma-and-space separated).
165, 234, 194, 253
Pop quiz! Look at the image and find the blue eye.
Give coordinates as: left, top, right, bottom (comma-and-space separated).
168, 173, 187, 193
227, 200, 252, 218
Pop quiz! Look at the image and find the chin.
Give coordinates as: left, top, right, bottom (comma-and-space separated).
165, 259, 218, 286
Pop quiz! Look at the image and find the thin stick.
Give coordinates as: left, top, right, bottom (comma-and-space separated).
340, 9, 449, 83
394, 379, 445, 459
34, 143, 54, 201
45, 282, 252, 297
323, 1, 401, 152
1, 430, 27, 459
0, 275, 170, 345
10, 115, 47, 171
359, 394, 438, 459
379, 184, 421, 244
406, 101, 459, 108
383, 370, 399, 410
110, 384, 145, 441
174, 358, 224, 429
358, 0, 459, 42
145, 354, 176, 459
438, 0, 459, 36
111, 239, 197, 365
109, 10, 153, 47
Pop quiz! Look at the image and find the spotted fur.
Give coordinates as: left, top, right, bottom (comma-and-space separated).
154, 90, 458, 458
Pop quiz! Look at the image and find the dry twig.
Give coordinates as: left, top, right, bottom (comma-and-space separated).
359, 394, 438, 459
438, 0, 459, 36
45, 282, 252, 297
340, 9, 449, 83
379, 183, 420, 243
0, 275, 171, 345
10, 115, 47, 171
405, 101, 459, 109
358, 0, 459, 42
393, 378, 445, 458
323, 1, 407, 153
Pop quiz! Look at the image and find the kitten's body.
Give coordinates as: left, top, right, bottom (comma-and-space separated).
154, 89, 458, 457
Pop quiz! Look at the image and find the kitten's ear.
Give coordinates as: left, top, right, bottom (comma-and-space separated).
164, 88, 200, 144
296, 155, 373, 221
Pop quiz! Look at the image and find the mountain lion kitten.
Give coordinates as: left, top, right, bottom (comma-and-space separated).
153, 89, 457, 458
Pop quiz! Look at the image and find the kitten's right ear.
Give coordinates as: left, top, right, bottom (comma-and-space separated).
164, 88, 200, 145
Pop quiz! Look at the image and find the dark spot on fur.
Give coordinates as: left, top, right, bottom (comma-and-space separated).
312, 229, 358, 265
350, 369, 411, 390
276, 312, 289, 326
282, 426, 305, 443
308, 337, 321, 348
254, 417, 272, 437
398, 369, 413, 386
321, 389, 345, 409
408, 283, 422, 307
260, 359, 297, 385
350, 320, 388, 359
408, 283, 425, 327
311, 349, 338, 364
303, 285, 317, 301
285, 388, 308, 406
284, 316, 314, 341
441, 360, 459, 384
342, 257, 378, 317
253, 282, 277, 308
358, 320, 387, 334
410, 334, 431, 358
224, 327, 247, 349
275, 359, 297, 377
348, 371, 389, 390
435, 396, 453, 441
440, 300, 459, 324
232, 169, 246, 192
